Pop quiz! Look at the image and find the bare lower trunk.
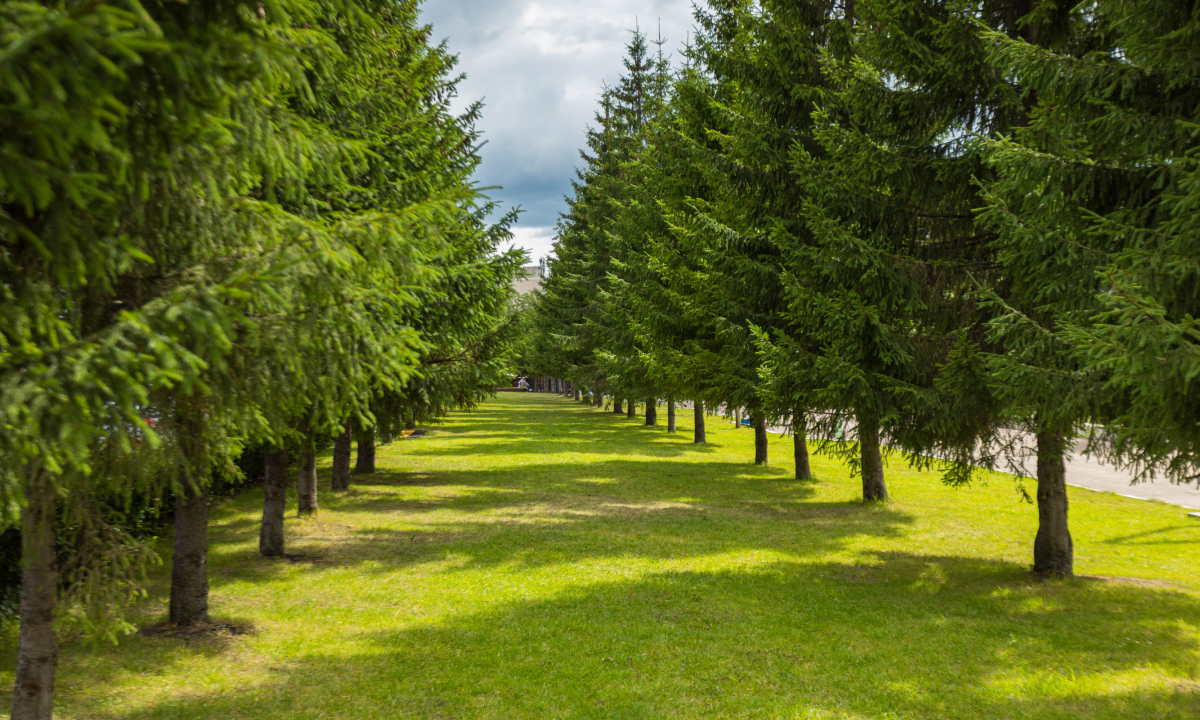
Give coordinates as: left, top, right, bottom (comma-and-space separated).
259, 449, 288, 557
627, 398, 636, 419
667, 398, 676, 433
1034, 429, 1073, 577
694, 401, 706, 444
169, 483, 209, 626
793, 412, 812, 481
753, 412, 768, 465
332, 426, 352, 491
613, 397, 623, 414
354, 427, 376, 474
858, 410, 888, 501
594, 392, 603, 407
12, 469, 57, 720
645, 397, 657, 426
297, 445, 317, 515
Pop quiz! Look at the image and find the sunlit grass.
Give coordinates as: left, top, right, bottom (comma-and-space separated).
2, 393, 1199, 718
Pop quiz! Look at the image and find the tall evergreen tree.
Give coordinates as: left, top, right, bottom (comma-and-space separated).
979, 0, 1200, 490
1, 0, 502, 715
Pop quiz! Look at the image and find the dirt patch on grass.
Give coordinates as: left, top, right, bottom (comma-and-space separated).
139, 621, 256, 640
274, 552, 326, 564
1081, 574, 1177, 589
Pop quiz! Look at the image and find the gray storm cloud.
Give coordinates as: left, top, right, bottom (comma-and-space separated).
420, 0, 696, 261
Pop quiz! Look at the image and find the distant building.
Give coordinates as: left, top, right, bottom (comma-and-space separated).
514, 257, 546, 295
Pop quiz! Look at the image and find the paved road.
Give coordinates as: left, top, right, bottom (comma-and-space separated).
676, 401, 1200, 512
1058, 439, 1200, 511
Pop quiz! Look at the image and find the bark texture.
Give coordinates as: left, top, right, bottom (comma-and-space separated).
667, 398, 676, 433
858, 411, 888, 501
1034, 429, 1073, 577
297, 445, 317, 515
331, 427, 352, 491
645, 397, 657, 426
259, 449, 288, 557
574, 388, 581, 401
694, 401, 706, 444
12, 471, 57, 720
626, 399, 636, 419
753, 413, 768, 465
793, 417, 812, 481
613, 397, 623, 414
169, 483, 209, 626
354, 426, 376, 474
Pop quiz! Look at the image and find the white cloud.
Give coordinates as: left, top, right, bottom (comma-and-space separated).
507, 226, 558, 264
422, 0, 696, 243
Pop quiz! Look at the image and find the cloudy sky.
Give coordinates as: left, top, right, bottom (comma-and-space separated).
420, 0, 697, 264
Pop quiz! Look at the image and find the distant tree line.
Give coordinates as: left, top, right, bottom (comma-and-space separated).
1, 1, 524, 717
528, 0, 1199, 582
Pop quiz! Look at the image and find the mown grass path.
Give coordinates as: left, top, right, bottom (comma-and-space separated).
3, 393, 1199, 719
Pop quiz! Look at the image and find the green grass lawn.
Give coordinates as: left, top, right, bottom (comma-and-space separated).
3, 392, 1199, 719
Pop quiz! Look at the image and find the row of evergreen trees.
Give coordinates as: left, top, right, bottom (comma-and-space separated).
529, 0, 1199, 581
1, 1, 523, 717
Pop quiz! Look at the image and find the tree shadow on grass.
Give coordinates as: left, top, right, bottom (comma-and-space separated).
397, 395, 734, 459
88, 553, 1200, 720
200, 458, 910, 588
1103, 524, 1200, 546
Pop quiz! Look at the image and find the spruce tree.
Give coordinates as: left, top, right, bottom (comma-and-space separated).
979, 0, 1200, 490
1, 1, 487, 714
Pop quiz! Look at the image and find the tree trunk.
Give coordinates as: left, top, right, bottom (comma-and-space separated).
169, 483, 209, 626
297, 445, 317, 516
575, 388, 581, 401
259, 449, 288, 557
857, 410, 888, 501
12, 469, 57, 720
332, 426, 352, 491
753, 412, 768, 465
645, 397, 656, 426
613, 397, 623, 414
1034, 428, 1073, 577
627, 398, 636, 419
355, 426, 376, 474
667, 397, 676, 433
694, 401, 706, 444
793, 412, 812, 481
594, 392, 603, 407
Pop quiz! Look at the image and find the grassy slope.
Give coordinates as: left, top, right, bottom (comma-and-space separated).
2, 393, 1198, 719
